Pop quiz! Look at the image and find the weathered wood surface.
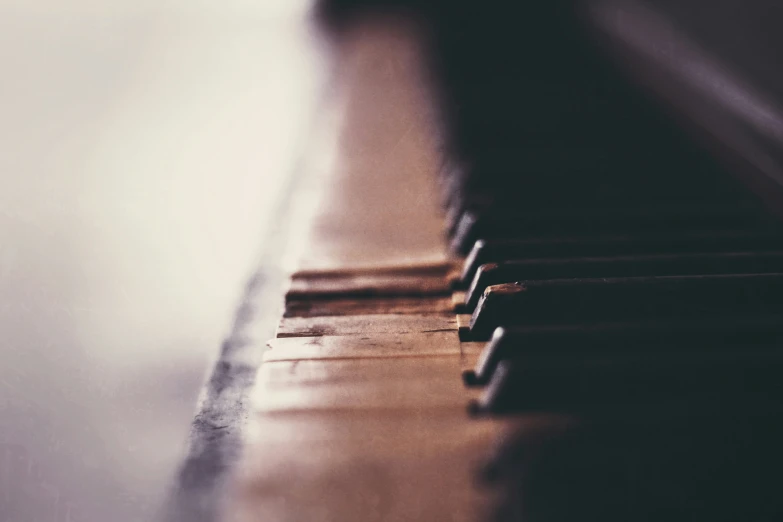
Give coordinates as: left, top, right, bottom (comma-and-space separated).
226, 410, 513, 522
284, 295, 452, 317
277, 313, 458, 338
265, 331, 460, 361
291, 261, 456, 280
254, 356, 481, 412
287, 273, 452, 301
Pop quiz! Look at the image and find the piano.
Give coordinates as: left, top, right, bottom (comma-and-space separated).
196, 1, 783, 520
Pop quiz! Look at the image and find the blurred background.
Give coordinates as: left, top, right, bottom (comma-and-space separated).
0, 1, 323, 520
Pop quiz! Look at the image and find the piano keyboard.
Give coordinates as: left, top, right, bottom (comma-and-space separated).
222, 5, 783, 522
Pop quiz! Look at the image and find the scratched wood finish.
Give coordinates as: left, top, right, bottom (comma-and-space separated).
254, 356, 482, 412
284, 295, 453, 317
227, 411, 513, 522
277, 313, 458, 338
291, 261, 455, 279
265, 331, 461, 361
286, 272, 453, 301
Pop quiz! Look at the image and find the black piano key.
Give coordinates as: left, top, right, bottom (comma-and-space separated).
443, 157, 749, 209
468, 273, 783, 340
481, 410, 783, 522
459, 231, 783, 286
470, 349, 783, 415
444, 153, 624, 215
464, 315, 783, 386
443, 164, 749, 222
450, 206, 770, 255
440, 123, 763, 216
464, 251, 783, 311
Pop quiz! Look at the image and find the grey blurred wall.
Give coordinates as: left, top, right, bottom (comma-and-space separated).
0, 1, 322, 520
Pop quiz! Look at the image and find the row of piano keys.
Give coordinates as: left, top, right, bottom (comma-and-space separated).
440, 1, 783, 518
436, 2, 783, 519
225, 2, 783, 521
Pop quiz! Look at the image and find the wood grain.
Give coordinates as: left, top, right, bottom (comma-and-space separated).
277, 313, 457, 338
284, 296, 452, 317
287, 272, 452, 300
253, 356, 481, 412
226, 410, 513, 522
265, 331, 460, 361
